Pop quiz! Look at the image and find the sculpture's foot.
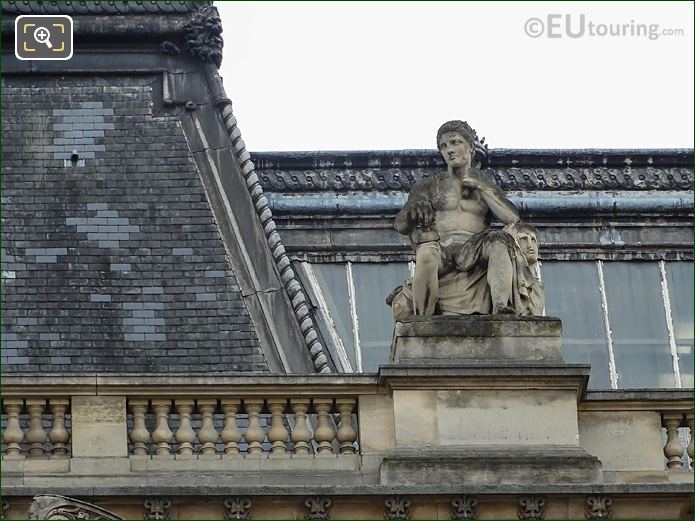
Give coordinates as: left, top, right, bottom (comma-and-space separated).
492, 304, 515, 315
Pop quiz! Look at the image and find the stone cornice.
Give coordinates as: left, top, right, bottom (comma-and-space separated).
251, 149, 694, 192
0, 373, 380, 397
252, 149, 693, 169
2, 482, 693, 497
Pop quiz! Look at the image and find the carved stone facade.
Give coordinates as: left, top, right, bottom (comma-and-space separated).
517, 496, 545, 520
451, 496, 479, 520
585, 495, 613, 519
143, 498, 171, 520
1, 2, 693, 521
384, 496, 412, 520
304, 497, 332, 520
224, 497, 252, 520
27, 495, 123, 520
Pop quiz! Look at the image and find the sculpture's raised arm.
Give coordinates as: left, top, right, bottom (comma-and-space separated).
462, 170, 520, 225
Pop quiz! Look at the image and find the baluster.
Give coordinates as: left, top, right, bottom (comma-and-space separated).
221, 399, 242, 457
175, 399, 196, 457
335, 398, 357, 454
313, 399, 335, 456
663, 413, 685, 469
290, 398, 312, 456
686, 413, 694, 467
25, 399, 47, 458
267, 398, 289, 457
48, 398, 70, 458
151, 399, 174, 457
244, 399, 265, 458
3, 399, 25, 459
197, 399, 219, 457
129, 399, 151, 456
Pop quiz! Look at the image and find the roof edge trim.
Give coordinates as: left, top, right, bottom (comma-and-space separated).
202, 64, 332, 374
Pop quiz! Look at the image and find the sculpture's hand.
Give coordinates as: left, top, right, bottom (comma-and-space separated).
461, 172, 484, 190
408, 201, 436, 227
503, 222, 519, 236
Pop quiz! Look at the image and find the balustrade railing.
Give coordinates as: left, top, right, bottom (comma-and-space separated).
662, 411, 694, 470
1, 397, 71, 459
2, 378, 693, 474
2, 375, 373, 462
126, 396, 358, 458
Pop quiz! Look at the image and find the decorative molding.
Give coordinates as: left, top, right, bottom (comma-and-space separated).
255, 167, 694, 192
451, 495, 479, 520
518, 496, 545, 520
181, 4, 223, 68
585, 495, 613, 519
224, 497, 253, 520
384, 496, 412, 520
207, 72, 331, 374
143, 498, 171, 520
304, 496, 332, 520
1, 1, 206, 14
251, 149, 693, 170
27, 495, 123, 520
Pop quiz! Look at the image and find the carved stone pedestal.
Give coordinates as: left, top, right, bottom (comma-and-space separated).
380, 315, 603, 486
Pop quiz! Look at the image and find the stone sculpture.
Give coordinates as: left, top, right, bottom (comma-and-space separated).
388, 120, 544, 318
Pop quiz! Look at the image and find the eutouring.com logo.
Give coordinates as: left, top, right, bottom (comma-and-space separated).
15, 14, 73, 60
524, 14, 685, 40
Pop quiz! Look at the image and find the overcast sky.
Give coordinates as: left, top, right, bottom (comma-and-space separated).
217, 1, 694, 151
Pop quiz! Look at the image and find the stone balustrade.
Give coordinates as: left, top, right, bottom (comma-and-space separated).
662, 411, 694, 471
578, 390, 694, 475
1, 377, 693, 520
1, 378, 693, 477
1, 375, 375, 462
1, 397, 71, 459
127, 396, 359, 458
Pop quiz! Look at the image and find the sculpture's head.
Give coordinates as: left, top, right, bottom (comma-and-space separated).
514, 223, 540, 265
437, 120, 478, 170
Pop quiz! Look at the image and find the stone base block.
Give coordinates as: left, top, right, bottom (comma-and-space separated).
380, 445, 603, 485
390, 315, 564, 364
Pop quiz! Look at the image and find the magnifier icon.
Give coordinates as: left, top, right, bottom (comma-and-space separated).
33, 26, 53, 49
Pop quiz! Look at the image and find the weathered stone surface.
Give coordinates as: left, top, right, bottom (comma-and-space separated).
390, 315, 563, 364
71, 396, 128, 458
379, 446, 603, 486
392, 387, 580, 447
357, 394, 396, 453
578, 411, 665, 472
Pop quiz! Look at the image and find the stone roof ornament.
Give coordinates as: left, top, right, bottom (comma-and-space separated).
181, 3, 223, 68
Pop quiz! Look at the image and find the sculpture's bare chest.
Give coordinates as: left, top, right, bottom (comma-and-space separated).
431, 177, 488, 217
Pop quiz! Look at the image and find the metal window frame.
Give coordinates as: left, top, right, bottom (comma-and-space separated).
301, 261, 355, 373
345, 261, 363, 373
596, 260, 620, 390
659, 260, 683, 388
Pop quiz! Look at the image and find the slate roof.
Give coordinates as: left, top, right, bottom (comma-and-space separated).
1, 1, 331, 375
1, 75, 268, 373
